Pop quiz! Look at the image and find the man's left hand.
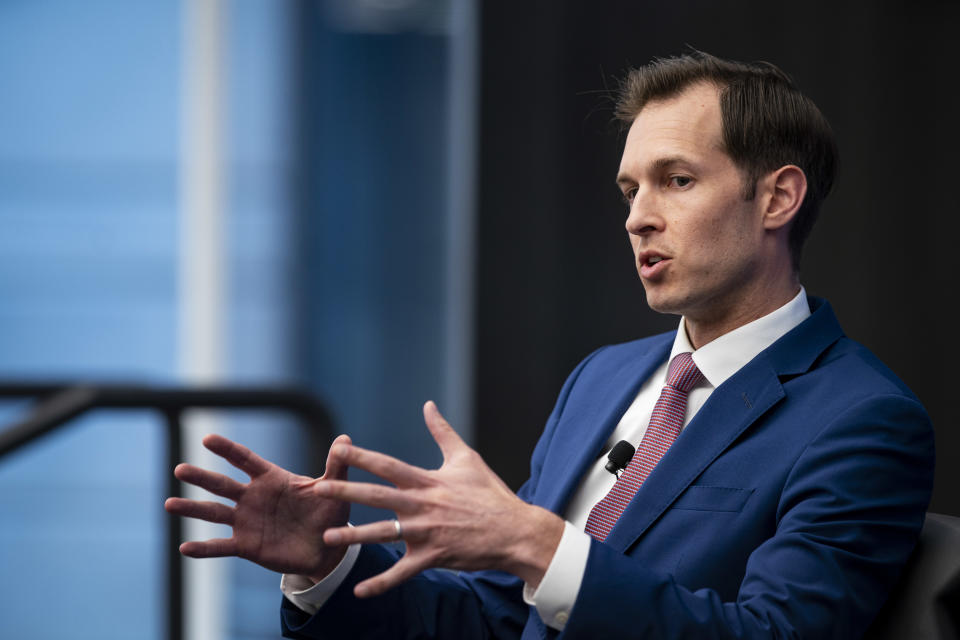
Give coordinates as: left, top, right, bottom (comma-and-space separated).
316, 400, 565, 598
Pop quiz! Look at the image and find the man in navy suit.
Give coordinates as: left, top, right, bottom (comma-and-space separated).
166, 52, 934, 638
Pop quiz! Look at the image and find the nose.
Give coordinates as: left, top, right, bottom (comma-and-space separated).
625, 186, 662, 236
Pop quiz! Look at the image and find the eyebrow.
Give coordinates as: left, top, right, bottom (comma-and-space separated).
616, 155, 693, 189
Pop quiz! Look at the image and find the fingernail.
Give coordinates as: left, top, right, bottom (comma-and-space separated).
355, 585, 369, 598
325, 530, 341, 544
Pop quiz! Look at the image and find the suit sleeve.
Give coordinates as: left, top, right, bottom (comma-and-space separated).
280, 349, 606, 640
560, 393, 935, 639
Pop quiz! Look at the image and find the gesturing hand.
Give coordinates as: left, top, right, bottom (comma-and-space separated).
315, 401, 564, 598
164, 433, 353, 582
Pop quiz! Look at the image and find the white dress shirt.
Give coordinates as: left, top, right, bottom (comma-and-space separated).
283, 288, 812, 629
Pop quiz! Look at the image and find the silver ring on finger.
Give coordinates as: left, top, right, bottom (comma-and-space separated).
393, 518, 403, 541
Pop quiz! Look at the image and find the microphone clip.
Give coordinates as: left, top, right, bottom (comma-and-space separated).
605, 440, 636, 479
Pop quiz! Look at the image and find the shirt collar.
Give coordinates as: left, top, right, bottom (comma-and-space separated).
668, 286, 811, 389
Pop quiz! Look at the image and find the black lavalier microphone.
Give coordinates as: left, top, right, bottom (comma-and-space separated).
605, 440, 636, 478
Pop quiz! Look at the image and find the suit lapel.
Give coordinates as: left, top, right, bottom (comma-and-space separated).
603, 358, 785, 550
603, 296, 845, 551
539, 336, 673, 515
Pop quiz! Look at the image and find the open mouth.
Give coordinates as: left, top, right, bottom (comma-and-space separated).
639, 252, 670, 278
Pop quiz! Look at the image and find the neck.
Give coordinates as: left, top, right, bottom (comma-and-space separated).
684, 277, 801, 350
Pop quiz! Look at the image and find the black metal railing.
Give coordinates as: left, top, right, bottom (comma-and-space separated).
0, 382, 335, 640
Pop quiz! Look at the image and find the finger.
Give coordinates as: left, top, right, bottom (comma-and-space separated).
323, 519, 403, 546
321, 434, 353, 481
355, 556, 425, 598
173, 463, 245, 501
165, 497, 235, 526
202, 434, 272, 478
330, 443, 429, 487
423, 400, 466, 459
179, 537, 238, 558
315, 479, 419, 512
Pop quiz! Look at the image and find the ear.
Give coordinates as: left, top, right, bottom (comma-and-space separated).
761, 165, 807, 231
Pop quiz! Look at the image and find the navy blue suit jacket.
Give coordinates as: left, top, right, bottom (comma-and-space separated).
282, 298, 934, 639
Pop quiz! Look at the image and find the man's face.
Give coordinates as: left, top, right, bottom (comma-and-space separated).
617, 82, 768, 329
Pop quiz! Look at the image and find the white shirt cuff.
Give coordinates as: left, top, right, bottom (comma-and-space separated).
280, 542, 362, 615
522, 520, 590, 631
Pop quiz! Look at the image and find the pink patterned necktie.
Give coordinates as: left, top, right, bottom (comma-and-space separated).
584, 352, 704, 541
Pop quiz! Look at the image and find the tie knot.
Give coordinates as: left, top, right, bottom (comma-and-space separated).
667, 352, 703, 392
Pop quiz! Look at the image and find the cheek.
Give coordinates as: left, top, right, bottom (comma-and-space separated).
693, 204, 756, 255
676, 220, 718, 257
676, 221, 746, 276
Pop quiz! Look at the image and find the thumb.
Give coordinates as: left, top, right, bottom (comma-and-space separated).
423, 400, 466, 460
322, 434, 352, 480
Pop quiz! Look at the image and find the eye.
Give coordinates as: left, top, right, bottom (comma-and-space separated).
621, 187, 637, 207
668, 175, 693, 188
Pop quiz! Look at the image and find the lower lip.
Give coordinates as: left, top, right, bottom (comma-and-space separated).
640, 259, 670, 279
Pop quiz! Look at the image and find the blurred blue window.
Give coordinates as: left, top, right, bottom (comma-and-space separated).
0, 3, 180, 638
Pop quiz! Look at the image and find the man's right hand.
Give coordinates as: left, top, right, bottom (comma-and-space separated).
164, 433, 352, 583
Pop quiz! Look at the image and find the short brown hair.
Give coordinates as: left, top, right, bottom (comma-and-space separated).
616, 51, 838, 271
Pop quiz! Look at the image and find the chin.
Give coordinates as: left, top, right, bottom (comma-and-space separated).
642, 290, 683, 316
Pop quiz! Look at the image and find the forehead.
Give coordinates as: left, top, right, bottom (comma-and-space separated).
619, 82, 725, 172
